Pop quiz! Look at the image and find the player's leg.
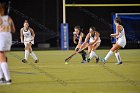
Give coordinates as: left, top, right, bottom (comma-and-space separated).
79, 50, 87, 63
22, 43, 30, 63
29, 45, 38, 63
88, 43, 100, 63
115, 50, 122, 65
0, 51, 11, 84
75, 44, 87, 63
0, 65, 4, 83
0, 53, 4, 83
102, 43, 122, 63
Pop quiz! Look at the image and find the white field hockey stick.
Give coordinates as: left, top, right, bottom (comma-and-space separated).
65, 43, 89, 62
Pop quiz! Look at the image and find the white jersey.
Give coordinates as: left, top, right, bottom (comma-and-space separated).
116, 28, 126, 48
89, 32, 101, 43
21, 28, 34, 45
0, 15, 12, 51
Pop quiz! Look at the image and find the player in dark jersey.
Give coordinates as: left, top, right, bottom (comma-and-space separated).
73, 26, 87, 63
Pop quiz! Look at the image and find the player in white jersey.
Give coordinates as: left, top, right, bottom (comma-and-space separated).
0, 3, 15, 84
20, 20, 38, 63
80, 26, 101, 63
102, 17, 126, 65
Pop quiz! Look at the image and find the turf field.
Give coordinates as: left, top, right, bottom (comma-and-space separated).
0, 49, 140, 93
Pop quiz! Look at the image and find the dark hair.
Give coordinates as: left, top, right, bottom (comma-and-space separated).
74, 25, 81, 30
114, 17, 121, 24
24, 20, 28, 23
0, 3, 5, 15
90, 26, 96, 31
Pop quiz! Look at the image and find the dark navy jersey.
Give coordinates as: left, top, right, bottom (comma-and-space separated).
74, 32, 85, 44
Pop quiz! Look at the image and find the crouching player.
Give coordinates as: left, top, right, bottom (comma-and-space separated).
80, 26, 101, 63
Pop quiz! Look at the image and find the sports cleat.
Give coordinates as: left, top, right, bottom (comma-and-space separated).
22, 59, 27, 63
35, 59, 39, 63
0, 78, 5, 84
81, 60, 87, 63
115, 62, 123, 65
101, 58, 106, 64
87, 58, 90, 63
5, 79, 12, 85
96, 57, 100, 63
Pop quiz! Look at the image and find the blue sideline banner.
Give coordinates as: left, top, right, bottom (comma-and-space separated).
61, 23, 69, 50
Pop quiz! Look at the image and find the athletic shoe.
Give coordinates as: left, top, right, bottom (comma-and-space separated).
22, 59, 27, 63
115, 62, 123, 65
35, 59, 39, 63
81, 60, 87, 63
4, 80, 12, 85
0, 78, 5, 84
96, 57, 100, 63
87, 58, 90, 63
101, 58, 106, 64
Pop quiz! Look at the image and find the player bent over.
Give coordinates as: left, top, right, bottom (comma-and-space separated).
73, 26, 87, 63
20, 20, 38, 63
80, 26, 101, 63
102, 17, 126, 65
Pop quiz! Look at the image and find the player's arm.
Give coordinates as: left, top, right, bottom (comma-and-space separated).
79, 33, 90, 50
89, 31, 99, 45
9, 17, 15, 33
110, 25, 121, 38
73, 33, 77, 44
78, 33, 83, 44
84, 33, 90, 43
30, 28, 35, 40
20, 29, 23, 43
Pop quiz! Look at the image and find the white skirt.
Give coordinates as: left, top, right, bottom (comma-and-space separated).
0, 32, 12, 51
24, 37, 34, 46
116, 38, 126, 48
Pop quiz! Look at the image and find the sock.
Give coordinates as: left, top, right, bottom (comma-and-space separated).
104, 50, 113, 61
1, 62, 10, 81
89, 51, 98, 59
25, 50, 29, 60
30, 52, 38, 60
0, 63, 3, 79
115, 52, 121, 63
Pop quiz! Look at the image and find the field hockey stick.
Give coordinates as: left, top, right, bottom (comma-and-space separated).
7, 1, 11, 15
65, 43, 89, 62
12, 40, 23, 45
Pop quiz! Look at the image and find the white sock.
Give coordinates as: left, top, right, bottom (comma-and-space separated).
104, 50, 113, 61
25, 50, 29, 60
1, 62, 10, 81
89, 51, 98, 59
0, 63, 3, 79
30, 52, 38, 60
115, 52, 121, 62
